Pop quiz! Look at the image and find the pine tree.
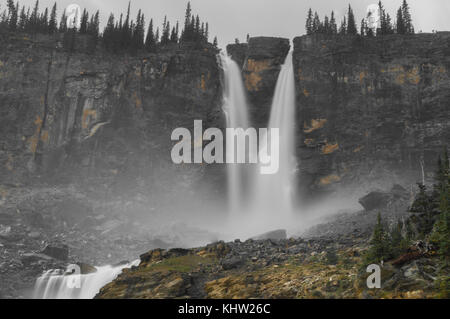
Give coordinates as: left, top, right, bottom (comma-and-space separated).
312, 12, 320, 34
402, 0, 413, 34
79, 8, 88, 34
330, 11, 337, 34
347, 5, 357, 35
213, 36, 218, 48
7, 0, 17, 30
365, 213, 391, 263
305, 8, 313, 35
18, 6, 26, 30
30, 0, 39, 30
145, 18, 155, 51
386, 13, 393, 34
59, 10, 67, 32
396, 7, 405, 34
377, 1, 386, 35
48, 3, 57, 34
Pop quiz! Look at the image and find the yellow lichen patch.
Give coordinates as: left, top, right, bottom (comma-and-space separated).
359, 71, 367, 84
244, 72, 263, 92
0, 186, 8, 199
27, 57, 33, 63
304, 138, 314, 146
319, 174, 341, 186
303, 88, 310, 97
406, 67, 420, 85
389, 66, 404, 73
200, 74, 206, 91
396, 73, 405, 85
246, 59, 271, 73
353, 145, 364, 153
132, 92, 142, 109
82, 109, 97, 129
40, 130, 49, 142
244, 59, 272, 92
321, 142, 339, 154
304, 119, 327, 133
28, 115, 43, 153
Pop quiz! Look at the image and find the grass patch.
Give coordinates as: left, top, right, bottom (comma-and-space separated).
146, 254, 217, 273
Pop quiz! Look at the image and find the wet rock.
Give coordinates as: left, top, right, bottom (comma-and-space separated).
41, 244, 69, 261
252, 229, 287, 241
77, 263, 97, 274
221, 256, 244, 270
358, 191, 391, 211
226, 43, 248, 68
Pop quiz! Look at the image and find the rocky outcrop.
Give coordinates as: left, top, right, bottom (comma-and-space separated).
228, 37, 290, 127
96, 234, 442, 299
293, 33, 450, 199
0, 33, 222, 203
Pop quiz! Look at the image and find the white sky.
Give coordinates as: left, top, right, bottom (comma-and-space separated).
10, 0, 450, 47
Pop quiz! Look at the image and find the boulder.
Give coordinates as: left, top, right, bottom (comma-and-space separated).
358, 191, 391, 211
41, 244, 69, 261
252, 229, 287, 241
221, 256, 244, 270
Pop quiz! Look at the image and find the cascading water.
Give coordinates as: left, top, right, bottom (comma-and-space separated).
251, 51, 297, 230
33, 260, 139, 299
221, 50, 297, 237
218, 52, 251, 214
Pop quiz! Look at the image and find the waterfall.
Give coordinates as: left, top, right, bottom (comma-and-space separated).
33, 261, 139, 299
218, 52, 250, 214
219, 50, 297, 236
249, 51, 297, 231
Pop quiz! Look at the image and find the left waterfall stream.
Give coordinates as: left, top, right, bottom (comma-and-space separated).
32, 260, 139, 299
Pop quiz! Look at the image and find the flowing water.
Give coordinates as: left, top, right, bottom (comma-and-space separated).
218, 52, 251, 214
220, 50, 298, 236
33, 261, 139, 299
33, 50, 297, 299
250, 51, 297, 229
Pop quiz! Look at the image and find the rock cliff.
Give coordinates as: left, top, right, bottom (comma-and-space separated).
0, 33, 223, 203
229, 34, 450, 201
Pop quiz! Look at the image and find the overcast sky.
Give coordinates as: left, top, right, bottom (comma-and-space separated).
11, 0, 450, 46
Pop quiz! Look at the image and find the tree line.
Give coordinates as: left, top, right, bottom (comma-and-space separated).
306, 1, 414, 37
0, 1, 219, 53
365, 149, 449, 297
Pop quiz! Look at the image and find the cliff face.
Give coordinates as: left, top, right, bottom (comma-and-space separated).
0, 34, 222, 202
1, 33, 449, 202
228, 34, 449, 199
293, 33, 450, 198
228, 37, 290, 127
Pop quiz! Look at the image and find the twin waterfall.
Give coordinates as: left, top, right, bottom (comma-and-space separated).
219, 50, 297, 236
33, 49, 297, 299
